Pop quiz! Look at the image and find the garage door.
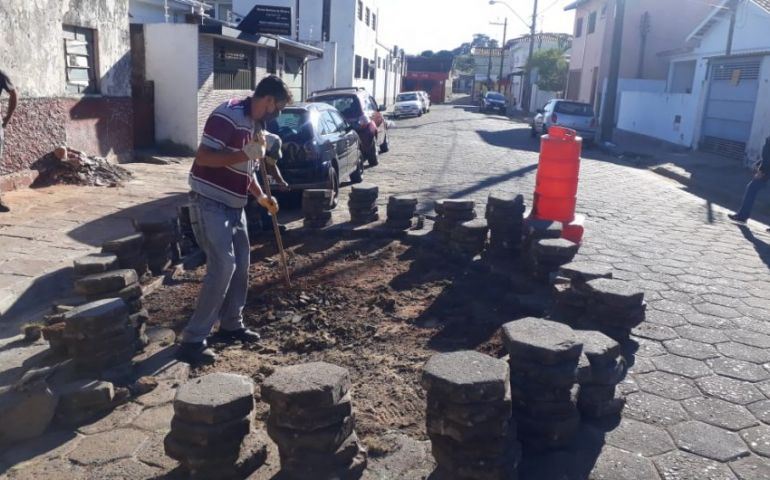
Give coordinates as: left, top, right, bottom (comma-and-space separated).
701, 58, 761, 159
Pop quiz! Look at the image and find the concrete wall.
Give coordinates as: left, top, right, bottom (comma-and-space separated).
618, 91, 699, 146
0, 0, 133, 183
145, 23, 199, 151
748, 56, 770, 165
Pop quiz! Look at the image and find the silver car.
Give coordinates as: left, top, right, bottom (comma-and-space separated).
532, 100, 597, 143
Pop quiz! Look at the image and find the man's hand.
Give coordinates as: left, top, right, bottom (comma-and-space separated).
274, 180, 290, 192
258, 194, 279, 215
242, 141, 266, 161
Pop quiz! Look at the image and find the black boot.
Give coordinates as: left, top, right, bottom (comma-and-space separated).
211, 328, 261, 345
0, 196, 9, 213
177, 341, 217, 365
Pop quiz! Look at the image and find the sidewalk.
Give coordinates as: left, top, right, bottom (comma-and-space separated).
0, 160, 192, 337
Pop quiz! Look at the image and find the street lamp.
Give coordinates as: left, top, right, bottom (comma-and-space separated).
489, 0, 538, 112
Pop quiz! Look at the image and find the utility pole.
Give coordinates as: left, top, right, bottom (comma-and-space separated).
498, 18, 508, 92
600, 0, 626, 143
522, 0, 538, 112
726, 0, 737, 55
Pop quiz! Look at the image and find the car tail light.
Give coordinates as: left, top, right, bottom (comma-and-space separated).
590, 117, 597, 128
551, 113, 558, 123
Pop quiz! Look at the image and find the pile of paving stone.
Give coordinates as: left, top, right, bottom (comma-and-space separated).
165, 373, 266, 479
102, 233, 149, 278
134, 216, 181, 275
262, 362, 367, 480
552, 261, 614, 313
61, 298, 141, 373
422, 351, 520, 480
574, 330, 626, 418
178, 204, 199, 254
303, 189, 335, 229
530, 238, 580, 281
485, 192, 525, 255
582, 278, 646, 341
501, 318, 583, 451
386, 195, 418, 230
348, 183, 380, 224
432, 199, 477, 243
449, 219, 489, 257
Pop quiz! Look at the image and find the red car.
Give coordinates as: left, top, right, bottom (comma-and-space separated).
308, 87, 389, 166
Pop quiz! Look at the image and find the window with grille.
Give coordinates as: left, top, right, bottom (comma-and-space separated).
588, 12, 597, 34
355, 55, 362, 78
363, 58, 370, 79
213, 41, 255, 90
322, 0, 331, 41
365, 7, 370, 26
357, 1, 363, 21
711, 61, 761, 81
267, 50, 276, 74
575, 18, 583, 38
63, 25, 98, 94
372, 13, 377, 31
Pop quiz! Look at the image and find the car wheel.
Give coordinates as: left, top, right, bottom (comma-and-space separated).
327, 166, 340, 208
350, 153, 364, 183
379, 133, 389, 154
531, 126, 537, 138
418, 111, 423, 117
367, 140, 379, 167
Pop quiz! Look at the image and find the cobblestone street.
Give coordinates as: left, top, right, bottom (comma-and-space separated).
357, 100, 770, 478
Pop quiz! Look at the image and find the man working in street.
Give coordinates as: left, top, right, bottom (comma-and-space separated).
179, 75, 291, 365
0, 68, 18, 213
728, 136, 770, 225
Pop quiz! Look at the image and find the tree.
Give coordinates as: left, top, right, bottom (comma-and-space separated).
454, 55, 475, 73
526, 49, 569, 92
472, 34, 491, 48
435, 50, 454, 60
488, 39, 499, 48
420, 50, 435, 57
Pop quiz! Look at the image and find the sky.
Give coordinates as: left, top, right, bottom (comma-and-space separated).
378, 0, 577, 54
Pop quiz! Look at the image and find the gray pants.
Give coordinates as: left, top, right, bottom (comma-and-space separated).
181, 192, 249, 343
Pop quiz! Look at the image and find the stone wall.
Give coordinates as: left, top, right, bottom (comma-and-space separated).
0, 0, 132, 187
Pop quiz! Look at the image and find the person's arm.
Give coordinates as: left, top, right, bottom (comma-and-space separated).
265, 160, 289, 190
3, 89, 17, 128
249, 173, 279, 214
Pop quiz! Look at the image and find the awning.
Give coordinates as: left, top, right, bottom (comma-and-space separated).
198, 25, 323, 58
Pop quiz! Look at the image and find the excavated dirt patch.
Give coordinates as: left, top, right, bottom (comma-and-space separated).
145, 235, 524, 443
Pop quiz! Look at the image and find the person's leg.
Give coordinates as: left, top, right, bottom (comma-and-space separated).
0, 127, 8, 213
180, 197, 238, 345
218, 208, 250, 332
733, 177, 768, 220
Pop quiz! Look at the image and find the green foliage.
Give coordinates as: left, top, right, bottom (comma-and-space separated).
454, 55, 475, 73
527, 49, 569, 92
421, 50, 435, 57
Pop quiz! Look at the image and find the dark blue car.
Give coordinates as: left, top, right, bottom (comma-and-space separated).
267, 102, 363, 207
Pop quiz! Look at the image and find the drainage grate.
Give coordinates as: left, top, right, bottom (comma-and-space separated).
700, 136, 746, 160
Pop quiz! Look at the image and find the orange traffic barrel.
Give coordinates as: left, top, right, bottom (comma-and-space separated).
533, 126, 582, 223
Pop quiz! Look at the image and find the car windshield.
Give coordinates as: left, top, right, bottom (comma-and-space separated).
310, 95, 362, 119
266, 110, 313, 143
554, 102, 594, 116
398, 93, 418, 102
487, 93, 505, 100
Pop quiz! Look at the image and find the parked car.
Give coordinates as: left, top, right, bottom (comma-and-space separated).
481, 91, 507, 113
419, 91, 431, 113
308, 87, 389, 167
393, 92, 423, 118
266, 102, 363, 207
531, 99, 597, 142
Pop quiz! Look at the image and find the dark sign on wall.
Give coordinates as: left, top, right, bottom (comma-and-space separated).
238, 5, 292, 36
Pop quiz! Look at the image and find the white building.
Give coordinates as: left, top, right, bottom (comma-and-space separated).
233, 0, 406, 106
616, 0, 770, 163
503, 33, 572, 110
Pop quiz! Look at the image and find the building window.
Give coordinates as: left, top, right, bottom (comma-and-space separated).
357, 1, 363, 21
322, 0, 331, 41
267, 50, 276, 74
369, 61, 375, 79
365, 7, 370, 26
218, 3, 233, 22
363, 58, 370, 79
355, 55, 362, 78
213, 41, 255, 90
63, 25, 98, 94
377, 58, 381, 69
372, 13, 377, 31
575, 18, 583, 38
588, 12, 597, 34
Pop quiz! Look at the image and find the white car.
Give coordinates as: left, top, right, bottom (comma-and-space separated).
419, 91, 431, 113
393, 92, 423, 118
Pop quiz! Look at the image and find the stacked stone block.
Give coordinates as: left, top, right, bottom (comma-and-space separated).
386, 195, 417, 230
501, 318, 583, 450
531, 238, 580, 281
165, 373, 266, 479
422, 351, 520, 480
450, 219, 489, 257
73, 253, 119, 279
102, 233, 148, 277
553, 261, 613, 313
61, 298, 139, 373
134, 216, 181, 275
178, 204, 198, 254
433, 199, 476, 242
262, 362, 367, 480
303, 189, 335, 229
574, 330, 626, 418
485, 192, 525, 254
583, 278, 646, 341
74, 269, 148, 348
348, 184, 380, 224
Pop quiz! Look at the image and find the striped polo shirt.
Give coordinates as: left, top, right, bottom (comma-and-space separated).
189, 98, 262, 208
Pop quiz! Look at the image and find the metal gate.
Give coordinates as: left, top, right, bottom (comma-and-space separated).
701, 58, 761, 159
